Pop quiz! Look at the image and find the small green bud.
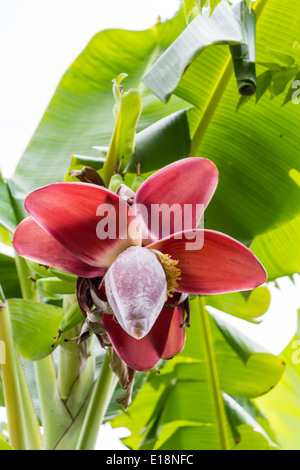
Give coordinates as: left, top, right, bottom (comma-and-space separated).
108, 174, 124, 193
131, 175, 144, 193
59, 302, 84, 334
36, 277, 75, 296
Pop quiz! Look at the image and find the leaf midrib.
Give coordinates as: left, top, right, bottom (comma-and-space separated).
197, 296, 230, 450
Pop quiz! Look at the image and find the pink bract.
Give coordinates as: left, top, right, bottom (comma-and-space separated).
13, 157, 267, 371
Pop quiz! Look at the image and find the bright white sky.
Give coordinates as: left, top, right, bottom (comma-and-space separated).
0, 0, 299, 451
0, 0, 180, 178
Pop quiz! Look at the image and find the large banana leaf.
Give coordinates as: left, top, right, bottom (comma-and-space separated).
8, 299, 64, 361
143, 0, 300, 283
111, 297, 284, 450
255, 312, 300, 449
0, 255, 21, 299
223, 394, 278, 450
101, 73, 142, 184
251, 215, 300, 281
144, 0, 300, 278
126, 109, 191, 173
142, 1, 245, 102
0, 437, 13, 450
210, 310, 285, 397
205, 286, 271, 323
0, 170, 17, 233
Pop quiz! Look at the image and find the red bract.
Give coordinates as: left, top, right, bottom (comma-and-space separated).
13, 157, 267, 371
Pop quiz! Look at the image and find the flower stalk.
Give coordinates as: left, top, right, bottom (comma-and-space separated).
58, 296, 83, 400
13, 252, 62, 449
0, 302, 27, 449
16, 355, 43, 449
76, 350, 118, 450
34, 355, 73, 449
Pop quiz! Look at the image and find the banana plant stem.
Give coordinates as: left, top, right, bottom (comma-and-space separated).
76, 351, 118, 450
0, 303, 27, 449
15, 356, 43, 449
13, 252, 46, 449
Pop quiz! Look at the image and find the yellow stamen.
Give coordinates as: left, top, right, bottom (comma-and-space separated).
150, 249, 181, 299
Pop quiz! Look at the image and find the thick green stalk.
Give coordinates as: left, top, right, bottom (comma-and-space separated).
197, 296, 230, 450
0, 303, 27, 449
190, 0, 270, 155
76, 351, 118, 450
58, 296, 81, 400
13, 252, 57, 449
34, 356, 73, 450
14, 253, 39, 302
16, 356, 43, 449
101, 132, 119, 187
58, 335, 81, 400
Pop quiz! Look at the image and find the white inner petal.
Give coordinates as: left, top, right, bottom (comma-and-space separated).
104, 246, 167, 339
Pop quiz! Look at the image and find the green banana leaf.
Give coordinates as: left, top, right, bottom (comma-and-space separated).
183, 0, 233, 22
0, 255, 21, 300
255, 311, 300, 450
205, 286, 271, 323
111, 297, 284, 449
0, 375, 4, 407
223, 393, 278, 450
251, 215, 300, 281
0, 437, 13, 450
145, 0, 300, 277
209, 309, 285, 397
101, 73, 142, 184
0, 226, 12, 247
126, 109, 191, 173
142, 1, 245, 102
8, 299, 64, 360
36, 277, 76, 298
0, 170, 17, 233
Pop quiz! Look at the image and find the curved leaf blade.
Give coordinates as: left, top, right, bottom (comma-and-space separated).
126, 110, 191, 173
8, 299, 63, 361
205, 286, 271, 323
142, 1, 245, 103
255, 312, 300, 450
0, 170, 17, 233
